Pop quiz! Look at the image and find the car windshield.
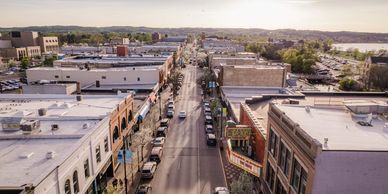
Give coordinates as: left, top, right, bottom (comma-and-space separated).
142, 169, 150, 173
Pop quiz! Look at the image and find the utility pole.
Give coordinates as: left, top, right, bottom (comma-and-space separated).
159, 92, 162, 120
122, 135, 128, 194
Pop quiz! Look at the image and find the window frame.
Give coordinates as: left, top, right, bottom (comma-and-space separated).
73, 171, 79, 194
84, 159, 90, 178
104, 136, 109, 152
96, 145, 101, 163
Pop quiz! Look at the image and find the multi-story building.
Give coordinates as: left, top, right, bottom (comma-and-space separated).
363, 53, 388, 89
0, 46, 41, 59
110, 38, 130, 45
10, 31, 40, 47
262, 99, 388, 194
152, 32, 162, 43
220, 65, 287, 88
39, 37, 60, 53
0, 93, 135, 194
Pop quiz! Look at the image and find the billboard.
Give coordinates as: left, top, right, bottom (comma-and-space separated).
225, 126, 251, 139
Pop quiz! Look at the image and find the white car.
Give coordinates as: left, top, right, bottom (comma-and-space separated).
141, 162, 157, 179
152, 137, 165, 147
178, 111, 187, 119
214, 187, 230, 194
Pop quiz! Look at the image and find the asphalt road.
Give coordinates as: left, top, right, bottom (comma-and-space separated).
147, 65, 227, 194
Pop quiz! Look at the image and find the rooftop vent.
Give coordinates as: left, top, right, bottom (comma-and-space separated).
19, 152, 34, 159
305, 106, 311, 113
51, 124, 59, 131
76, 95, 82, 102
82, 123, 90, 129
324, 138, 329, 148
38, 108, 47, 116
46, 151, 56, 159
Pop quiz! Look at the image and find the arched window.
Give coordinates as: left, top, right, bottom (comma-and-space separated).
64, 179, 71, 194
121, 117, 127, 131
73, 171, 79, 193
113, 126, 119, 143
128, 111, 133, 124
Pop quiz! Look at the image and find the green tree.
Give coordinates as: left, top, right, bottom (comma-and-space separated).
43, 56, 57, 67
20, 57, 30, 69
167, 70, 183, 97
368, 65, 388, 91
339, 78, 358, 91
230, 172, 252, 194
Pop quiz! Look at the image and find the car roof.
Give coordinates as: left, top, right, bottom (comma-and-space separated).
161, 118, 169, 122
206, 125, 213, 128
179, 111, 186, 113
151, 147, 162, 154
157, 127, 167, 131
143, 162, 156, 169
155, 137, 164, 141
207, 134, 216, 139
205, 116, 212, 119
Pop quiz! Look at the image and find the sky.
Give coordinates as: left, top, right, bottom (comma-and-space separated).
0, 0, 388, 33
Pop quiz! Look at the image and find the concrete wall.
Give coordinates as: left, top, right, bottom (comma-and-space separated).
39, 37, 59, 53
221, 66, 286, 87
0, 40, 12, 49
22, 84, 77, 95
27, 68, 161, 87
313, 151, 388, 194
11, 32, 39, 47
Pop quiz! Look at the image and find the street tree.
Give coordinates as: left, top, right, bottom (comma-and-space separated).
230, 172, 253, 194
196, 69, 216, 95
167, 70, 183, 97
20, 57, 30, 70
368, 66, 388, 91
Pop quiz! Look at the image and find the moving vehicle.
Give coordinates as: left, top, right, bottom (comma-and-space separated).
156, 127, 168, 137
136, 184, 152, 194
168, 104, 175, 111
214, 187, 230, 194
141, 162, 157, 179
152, 137, 165, 147
178, 111, 187, 119
150, 147, 163, 163
206, 134, 217, 146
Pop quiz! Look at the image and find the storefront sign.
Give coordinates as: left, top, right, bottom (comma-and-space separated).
225, 127, 251, 139
227, 141, 261, 177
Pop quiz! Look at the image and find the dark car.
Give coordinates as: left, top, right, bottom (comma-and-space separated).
156, 127, 168, 137
205, 115, 212, 125
206, 134, 217, 146
160, 118, 169, 128
136, 184, 152, 194
205, 125, 214, 134
167, 110, 174, 118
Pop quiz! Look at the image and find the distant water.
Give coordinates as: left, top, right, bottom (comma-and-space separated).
333, 43, 388, 52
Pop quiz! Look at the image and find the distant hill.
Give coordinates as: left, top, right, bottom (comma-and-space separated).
1, 26, 388, 43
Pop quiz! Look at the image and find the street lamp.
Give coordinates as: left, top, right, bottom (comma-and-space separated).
159, 92, 162, 120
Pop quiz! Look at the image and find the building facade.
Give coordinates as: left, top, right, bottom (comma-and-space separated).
39, 37, 60, 53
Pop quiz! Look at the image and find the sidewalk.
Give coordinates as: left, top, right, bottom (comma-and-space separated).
106, 87, 172, 194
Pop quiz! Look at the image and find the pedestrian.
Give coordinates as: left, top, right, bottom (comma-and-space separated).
119, 179, 123, 187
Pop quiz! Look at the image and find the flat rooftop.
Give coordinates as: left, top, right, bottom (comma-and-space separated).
276, 104, 388, 151
0, 94, 131, 187
29, 66, 161, 72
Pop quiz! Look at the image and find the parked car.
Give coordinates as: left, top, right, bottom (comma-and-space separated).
214, 187, 230, 194
168, 100, 174, 106
167, 110, 174, 118
150, 147, 163, 163
205, 115, 212, 125
141, 162, 157, 179
160, 118, 169, 128
136, 184, 152, 194
205, 125, 214, 134
178, 111, 187, 119
206, 134, 217, 146
168, 104, 175, 111
152, 137, 165, 147
156, 127, 168, 137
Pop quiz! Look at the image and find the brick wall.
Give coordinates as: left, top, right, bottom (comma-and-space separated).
221, 66, 286, 87
240, 104, 266, 163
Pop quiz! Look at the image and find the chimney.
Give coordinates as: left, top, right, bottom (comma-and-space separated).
76, 82, 81, 94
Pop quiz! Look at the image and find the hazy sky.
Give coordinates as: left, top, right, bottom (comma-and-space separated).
1, 0, 387, 33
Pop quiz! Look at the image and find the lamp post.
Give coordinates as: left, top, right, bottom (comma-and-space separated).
159, 92, 162, 120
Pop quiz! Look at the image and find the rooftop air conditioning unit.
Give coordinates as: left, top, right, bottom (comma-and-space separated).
20, 120, 41, 135
51, 124, 59, 131
38, 108, 47, 116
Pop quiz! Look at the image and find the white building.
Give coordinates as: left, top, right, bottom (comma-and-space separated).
0, 93, 132, 194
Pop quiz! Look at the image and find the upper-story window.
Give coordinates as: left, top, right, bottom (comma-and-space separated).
265, 162, 276, 191
84, 159, 90, 178
279, 141, 291, 177
292, 159, 307, 194
96, 145, 101, 163
104, 136, 109, 152
268, 128, 278, 158
64, 179, 71, 194
73, 171, 79, 193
